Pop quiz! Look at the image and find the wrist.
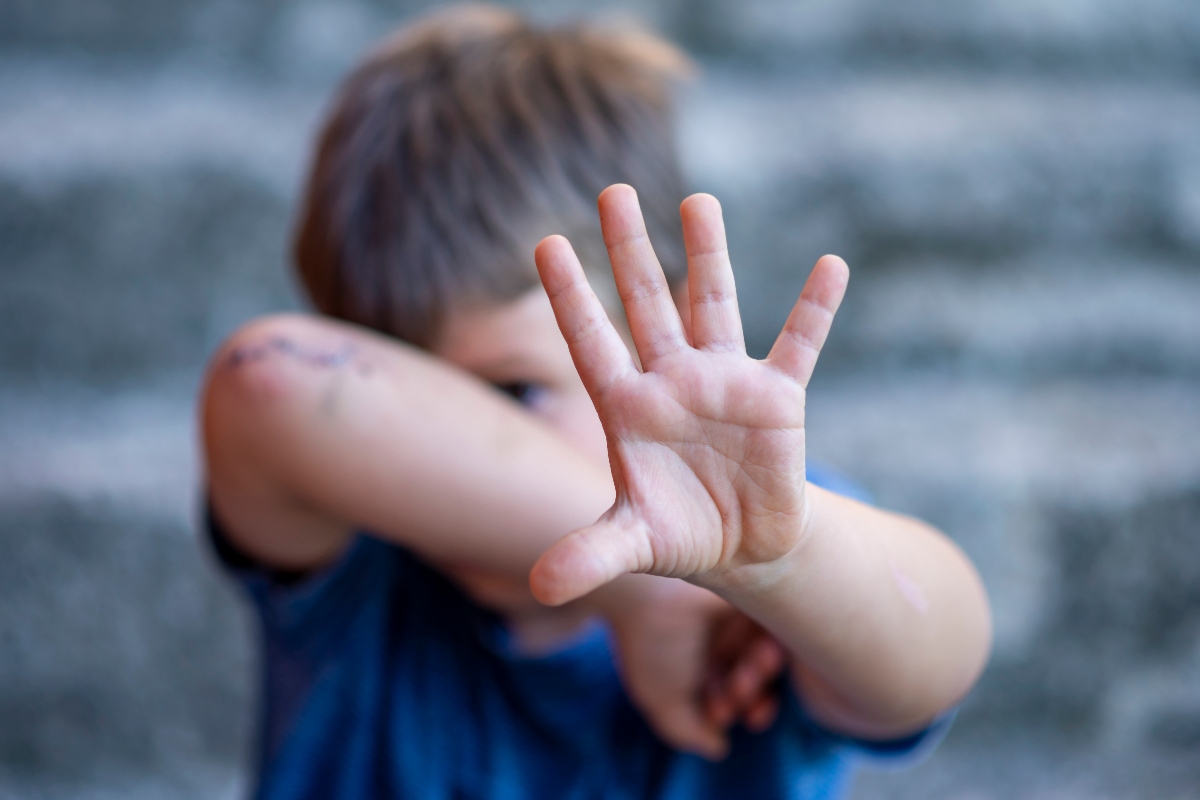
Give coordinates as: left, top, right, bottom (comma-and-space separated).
701, 482, 828, 603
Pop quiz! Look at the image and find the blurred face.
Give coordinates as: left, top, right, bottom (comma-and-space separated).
432, 283, 689, 624
430, 288, 614, 621
435, 286, 613, 470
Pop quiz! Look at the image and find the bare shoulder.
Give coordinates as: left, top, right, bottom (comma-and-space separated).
200, 313, 376, 571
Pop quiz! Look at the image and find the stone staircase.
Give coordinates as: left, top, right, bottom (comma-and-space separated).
2, 1, 1198, 797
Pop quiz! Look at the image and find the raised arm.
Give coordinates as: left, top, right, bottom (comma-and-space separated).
202, 312, 613, 577
530, 185, 992, 739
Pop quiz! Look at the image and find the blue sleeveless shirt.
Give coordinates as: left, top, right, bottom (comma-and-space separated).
209, 464, 948, 800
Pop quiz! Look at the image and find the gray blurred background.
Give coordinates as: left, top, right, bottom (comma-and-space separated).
2, 1, 1199, 798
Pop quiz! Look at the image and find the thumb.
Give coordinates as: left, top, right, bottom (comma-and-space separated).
529, 517, 650, 606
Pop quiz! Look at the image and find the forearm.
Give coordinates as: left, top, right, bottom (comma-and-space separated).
705, 484, 992, 738
204, 314, 614, 581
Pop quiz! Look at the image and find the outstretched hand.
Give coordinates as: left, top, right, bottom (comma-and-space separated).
529, 185, 848, 606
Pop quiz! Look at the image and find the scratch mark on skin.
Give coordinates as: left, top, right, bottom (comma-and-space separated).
889, 559, 930, 616
225, 336, 361, 371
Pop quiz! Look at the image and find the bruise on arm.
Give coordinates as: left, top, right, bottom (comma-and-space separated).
224, 334, 371, 374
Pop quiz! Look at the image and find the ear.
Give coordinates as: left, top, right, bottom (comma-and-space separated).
671, 277, 694, 347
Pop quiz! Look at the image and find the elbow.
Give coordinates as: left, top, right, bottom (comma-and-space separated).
956, 558, 994, 706
207, 314, 321, 402
940, 537, 994, 709
907, 553, 994, 727
200, 314, 325, 467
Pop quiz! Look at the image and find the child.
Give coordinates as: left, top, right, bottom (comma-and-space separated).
201, 6, 991, 798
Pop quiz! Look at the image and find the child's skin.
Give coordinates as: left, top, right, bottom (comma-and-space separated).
202, 185, 991, 760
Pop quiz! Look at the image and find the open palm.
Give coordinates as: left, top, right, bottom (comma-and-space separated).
530, 185, 848, 606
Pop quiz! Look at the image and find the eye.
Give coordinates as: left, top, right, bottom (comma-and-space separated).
494, 381, 546, 408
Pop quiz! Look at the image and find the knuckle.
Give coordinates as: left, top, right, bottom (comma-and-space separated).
692, 288, 736, 306
687, 244, 729, 261
568, 313, 610, 345
621, 274, 667, 303
606, 227, 651, 254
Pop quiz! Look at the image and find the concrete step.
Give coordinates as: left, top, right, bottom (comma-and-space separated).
0, 65, 306, 384
684, 72, 1200, 266
817, 251, 1200, 379
0, 765, 241, 800
682, 71, 1200, 363
850, 736, 1200, 800
673, 0, 1200, 74
5, 0, 1200, 79
0, 383, 253, 794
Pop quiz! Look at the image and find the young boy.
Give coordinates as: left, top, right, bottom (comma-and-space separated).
201, 6, 991, 798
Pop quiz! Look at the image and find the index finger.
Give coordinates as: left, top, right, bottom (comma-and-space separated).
535, 234, 637, 398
